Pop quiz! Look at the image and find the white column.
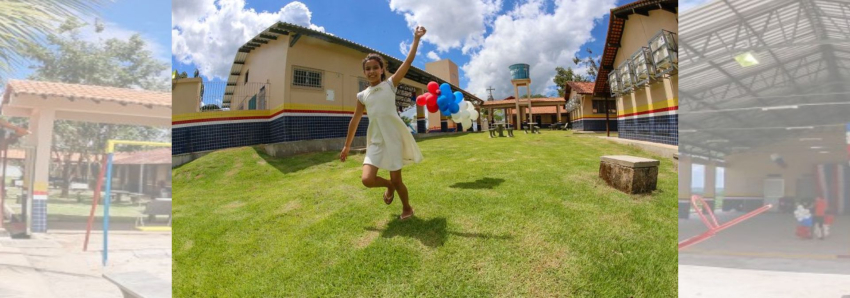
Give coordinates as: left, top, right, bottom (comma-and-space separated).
28, 108, 55, 233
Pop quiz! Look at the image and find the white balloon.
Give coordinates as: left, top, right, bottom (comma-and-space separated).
459, 110, 470, 120
451, 112, 461, 122
458, 101, 468, 111
469, 109, 479, 121
466, 101, 475, 111
462, 118, 472, 130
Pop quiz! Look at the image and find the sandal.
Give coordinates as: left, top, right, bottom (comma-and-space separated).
399, 209, 414, 221
383, 190, 394, 205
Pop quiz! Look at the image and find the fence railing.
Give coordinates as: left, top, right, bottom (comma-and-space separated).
200, 82, 270, 111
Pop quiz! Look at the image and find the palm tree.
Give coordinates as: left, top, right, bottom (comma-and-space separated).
0, 0, 108, 81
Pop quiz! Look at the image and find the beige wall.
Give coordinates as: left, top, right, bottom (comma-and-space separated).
173, 78, 202, 114
231, 35, 291, 110
613, 9, 678, 118
228, 34, 428, 116
681, 136, 847, 198
425, 59, 459, 86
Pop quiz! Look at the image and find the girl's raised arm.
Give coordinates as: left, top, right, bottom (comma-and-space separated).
391, 26, 426, 87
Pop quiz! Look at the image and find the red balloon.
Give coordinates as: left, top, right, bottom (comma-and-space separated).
416, 94, 427, 106
427, 81, 439, 94
425, 93, 436, 106
427, 104, 439, 113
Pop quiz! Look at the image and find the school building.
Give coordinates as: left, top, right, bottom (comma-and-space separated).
172, 22, 483, 157
565, 81, 617, 131
678, 0, 850, 218
594, 0, 678, 145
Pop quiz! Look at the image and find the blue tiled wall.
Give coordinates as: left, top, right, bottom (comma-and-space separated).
32, 199, 47, 232
573, 119, 618, 132
617, 114, 678, 145
173, 116, 369, 155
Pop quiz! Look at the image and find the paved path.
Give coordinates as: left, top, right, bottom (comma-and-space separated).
0, 230, 171, 298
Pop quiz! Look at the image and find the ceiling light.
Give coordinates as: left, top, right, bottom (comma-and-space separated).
761, 105, 798, 111
786, 126, 814, 130
819, 151, 830, 154
680, 129, 696, 133
705, 139, 728, 143
735, 52, 759, 67
799, 138, 822, 141
810, 146, 824, 149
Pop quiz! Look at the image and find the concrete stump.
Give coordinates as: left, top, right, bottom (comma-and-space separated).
599, 155, 660, 194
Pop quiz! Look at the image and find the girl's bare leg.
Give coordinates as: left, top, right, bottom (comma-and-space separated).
390, 170, 413, 217
362, 164, 394, 201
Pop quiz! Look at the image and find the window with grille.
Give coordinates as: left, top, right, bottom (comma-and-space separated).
592, 100, 616, 114
293, 68, 322, 88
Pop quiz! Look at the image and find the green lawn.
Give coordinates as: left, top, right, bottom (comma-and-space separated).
7, 189, 143, 218
172, 131, 677, 297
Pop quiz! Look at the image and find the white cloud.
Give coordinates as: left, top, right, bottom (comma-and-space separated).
400, 40, 410, 56
426, 51, 441, 61
171, 0, 326, 81
389, 0, 501, 54
461, 0, 615, 99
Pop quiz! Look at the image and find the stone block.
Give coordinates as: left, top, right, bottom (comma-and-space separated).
599, 155, 659, 194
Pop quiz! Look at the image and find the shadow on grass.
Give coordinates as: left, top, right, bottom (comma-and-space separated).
366, 217, 512, 248
252, 147, 339, 174
449, 177, 505, 190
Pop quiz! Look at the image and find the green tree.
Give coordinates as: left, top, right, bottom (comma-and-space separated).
18, 17, 169, 197
0, 0, 108, 82
553, 66, 590, 97
25, 18, 169, 91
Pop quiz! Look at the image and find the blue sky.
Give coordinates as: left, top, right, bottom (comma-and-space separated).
172, 0, 637, 100
8, 1, 172, 82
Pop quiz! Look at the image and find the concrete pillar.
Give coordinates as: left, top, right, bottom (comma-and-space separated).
139, 164, 144, 193
526, 85, 533, 125
644, 85, 655, 140
28, 108, 55, 233
679, 155, 693, 219
679, 155, 692, 200
556, 104, 561, 123
662, 75, 676, 113
514, 85, 521, 128
704, 162, 716, 199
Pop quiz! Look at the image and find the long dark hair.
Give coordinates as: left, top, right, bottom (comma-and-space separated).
362, 53, 387, 81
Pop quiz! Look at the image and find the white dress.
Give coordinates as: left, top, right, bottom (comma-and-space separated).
357, 78, 424, 171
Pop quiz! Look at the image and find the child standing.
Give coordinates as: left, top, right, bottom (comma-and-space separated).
339, 26, 427, 220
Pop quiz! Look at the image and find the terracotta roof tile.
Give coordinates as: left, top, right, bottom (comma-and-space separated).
481, 97, 566, 106
113, 148, 172, 165
565, 82, 595, 95
3, 80, 170, 108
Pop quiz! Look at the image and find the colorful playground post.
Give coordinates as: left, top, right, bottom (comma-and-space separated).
85, 140, 171, 266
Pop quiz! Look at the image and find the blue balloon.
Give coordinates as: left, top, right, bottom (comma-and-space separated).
449, 103, 459, 114
439, 83, 453, 99
437, 95, 448, 108
453, 91, 463, 104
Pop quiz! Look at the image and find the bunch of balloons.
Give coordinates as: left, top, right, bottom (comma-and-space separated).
415, 81, 479, 130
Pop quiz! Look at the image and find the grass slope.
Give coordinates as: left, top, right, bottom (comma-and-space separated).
173, 132, 677, 297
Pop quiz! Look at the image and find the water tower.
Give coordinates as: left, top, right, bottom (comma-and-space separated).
509, 64, 532, 129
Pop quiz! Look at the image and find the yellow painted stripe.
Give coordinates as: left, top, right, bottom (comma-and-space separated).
136, 226, 172, 232
173, 102, 363, 122
618, 97, 678, 117
172, 110, 271, 122
34, 182, 49, 192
